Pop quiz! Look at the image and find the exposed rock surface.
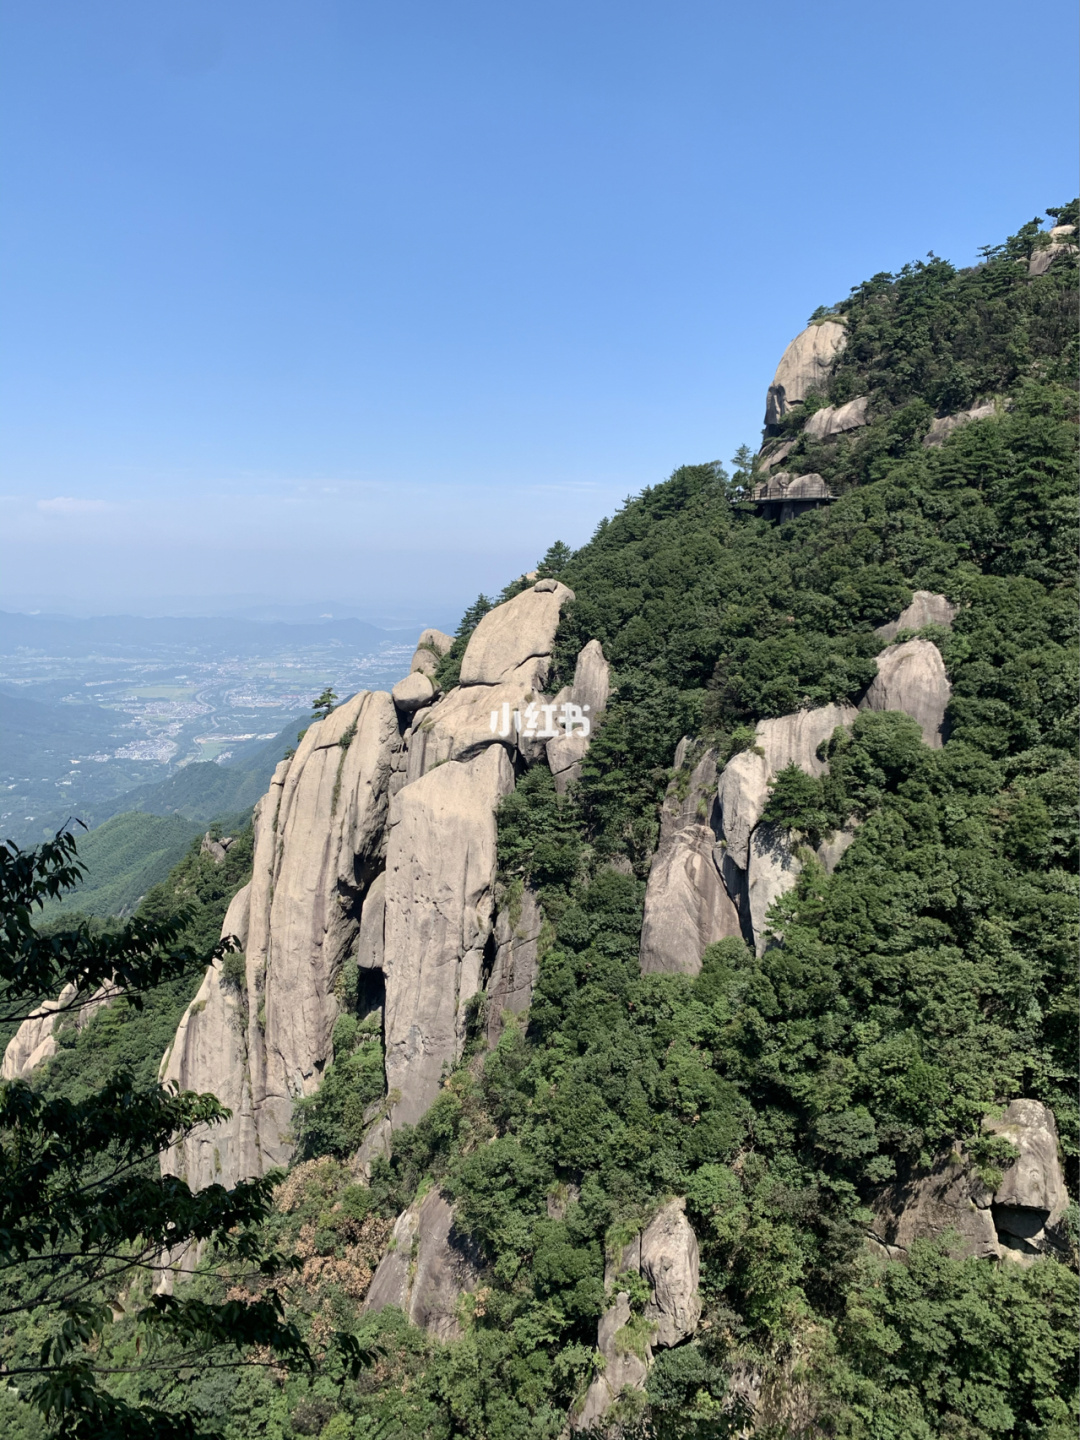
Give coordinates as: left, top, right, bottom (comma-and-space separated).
765, 320, 847, 425
759, 439, 795, 471
1027, 231, 1077, 276
875, 590, 958, 641
459, 580, 575, 689
411, 627, 454, 675
200, 832, 235, 864
391, 671, 435, 714
2, 982, 119, 1081
640, 1199, 701, 1347
485, 885, 544, 1046
747, 825, 805, 956
923, 399, 997, 447
364, 1187, 481, 1341
717, 704, 856, 870
860, 638, 949, 747
382, 745, 514, 1129
802, 394, 869, 441
640, 749, 741, 975
869, 1100, 1069, 1263
574, 1200, 701, 1430
546, 638, 611, 793
162, 690, 399, 1191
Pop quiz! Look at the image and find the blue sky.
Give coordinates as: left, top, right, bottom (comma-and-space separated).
1, 0, 1077, 624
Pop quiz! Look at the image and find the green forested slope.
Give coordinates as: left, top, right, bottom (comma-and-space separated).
34, 811, 204, 921
5, 207, 1076, 1440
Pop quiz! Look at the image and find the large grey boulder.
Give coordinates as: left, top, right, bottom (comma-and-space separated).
382, 745, 514, 1129
765, 320, 847, 425
364, 1186, 480, 1341
392, 671, 436, 714
639, 826, 743, 974
869, 1099, 1069, 1263
459, 580, 575, 689
860, 638, 950, 747
485, 885, 544, 1046
640, 747, 742, 975
640, 1199, 701, 1347
986, 1099, 1069, 1255
875, 590, 957, 642
802, 394, 870, 442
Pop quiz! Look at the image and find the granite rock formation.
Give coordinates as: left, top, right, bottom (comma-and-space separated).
869, 1099, 1069, 1263
363, 1187, 481, 1341
574, 1200, 701, 1430
764, 320, 847, 426
860, 638, 950, 747
801, 394, 869, 441
2, 982, 119, 1081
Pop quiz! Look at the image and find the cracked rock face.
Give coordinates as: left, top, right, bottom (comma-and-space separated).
869, 1099, 1069, 1264
382, 744, 514, 1130
765, 320, 847, 425
574, 1199, 701, 1431
485, 885, 543, 1046
161, 690, 399, 1191
363, 1187, 481, 1341
860, 638, 950, 747
546, 638, 611, 792
640, 748, 742, 975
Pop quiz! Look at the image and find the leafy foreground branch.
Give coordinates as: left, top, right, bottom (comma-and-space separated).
0, 830, 375, 1438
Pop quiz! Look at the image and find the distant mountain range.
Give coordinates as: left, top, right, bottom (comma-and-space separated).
0, 610, 413, 657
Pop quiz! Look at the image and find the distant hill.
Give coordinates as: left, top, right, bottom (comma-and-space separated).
0, 691, 119, 775
39, 811, 204, 920
0, 611, 409, 657
93, 717, 306, 825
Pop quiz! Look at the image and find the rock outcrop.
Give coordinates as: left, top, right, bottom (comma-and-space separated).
875, 590, 957, 641
1027, 226, 1077, 276
161, 582, 589, 1194
460, 580, 574, 689
382, 744, 513, 1129
860, 638, 950, 747
364, 1187, 481, 1341
2, 982, 119, 1081
162, 690, 399, 1191
547, 638, 611, 792
639, 749, 742, 975
410, 628, 454, 678
391, 670, 435, 714
765, 320, 847, 426
922, 399, 997, 447
802, 394, 869, 442
869, 1100, 1069, 1263
574, 1200, 701, 1430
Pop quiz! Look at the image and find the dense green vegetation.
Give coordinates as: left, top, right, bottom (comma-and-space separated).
3, 207, 1076, 1438
35, 812, 204, 922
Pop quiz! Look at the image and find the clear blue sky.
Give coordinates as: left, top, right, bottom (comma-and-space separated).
1, 0, 1077, 624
